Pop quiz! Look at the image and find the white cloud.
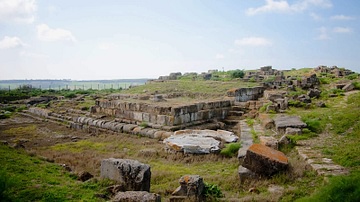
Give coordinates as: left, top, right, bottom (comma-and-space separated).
331, 15, 355, 20
98, 42, 117, 50
333, 27, 352, 33
215, 54, 224, 59
235, 37, 272, 46
0, 36, 25, 49
0, 0, 37, 23
316, 27, 330, 40
37, 24, 77, 42
310, 12, 323, 21
19, 51, 47, 58
246, 0, 332, 16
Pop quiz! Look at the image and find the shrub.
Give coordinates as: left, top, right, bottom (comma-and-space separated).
220, 143, 241, 157
302, 118, 322, 133
353, 82, 360, 90
203, 182, 224, 199
64, 92, 77, 99
230, 69, 245, 79
346, 73, 359, 80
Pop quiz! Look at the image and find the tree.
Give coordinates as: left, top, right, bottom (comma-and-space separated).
230, 69, 245, 79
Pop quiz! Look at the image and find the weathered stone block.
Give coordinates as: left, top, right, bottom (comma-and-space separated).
172, 175, 204, 201
242, 144, 288, 176
100, 158, 151, 191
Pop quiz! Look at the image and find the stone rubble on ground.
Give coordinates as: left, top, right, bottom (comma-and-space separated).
100, 158, 151, 192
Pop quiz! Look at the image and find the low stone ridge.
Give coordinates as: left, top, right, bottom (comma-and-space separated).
163, 129, 238, 154
274, 115, 307, 134
242, 144, 288, 176
171, 175, 204, 201
100, 158, 151, 192
112, 191, 161, 202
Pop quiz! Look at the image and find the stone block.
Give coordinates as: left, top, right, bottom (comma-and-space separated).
100, 158, 151, 191
259, 136, 279, 150
238, 166, 258, 184
242, 144, 288, 176
285, 127, 302, 135
172, 175, 204, 201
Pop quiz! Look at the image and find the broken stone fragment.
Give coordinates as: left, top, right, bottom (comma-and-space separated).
100, 158, 151, 192
172, 175, 204, 201
242, 144, 288, 176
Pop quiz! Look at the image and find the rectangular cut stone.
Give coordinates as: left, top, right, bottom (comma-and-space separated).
242, 144, 288, 176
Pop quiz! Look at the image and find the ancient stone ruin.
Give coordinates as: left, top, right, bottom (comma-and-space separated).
171, 175, 205, 202
242, 144, 288, 176
100, 158, 151, 192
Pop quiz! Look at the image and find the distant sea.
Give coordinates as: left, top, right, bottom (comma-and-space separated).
0, 79, 150, 90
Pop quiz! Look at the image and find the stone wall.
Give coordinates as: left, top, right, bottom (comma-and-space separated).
228, 87, 264, 102
93, 100, 232, 127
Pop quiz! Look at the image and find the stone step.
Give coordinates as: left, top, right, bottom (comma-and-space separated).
228, 111, 244, 116
223, 119, 240, 125
231, 106, 247, 111
295, 146, 349, 176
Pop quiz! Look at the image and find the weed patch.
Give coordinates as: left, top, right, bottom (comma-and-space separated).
220, 143, 241, 157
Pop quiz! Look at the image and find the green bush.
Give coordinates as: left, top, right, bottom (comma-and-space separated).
303, 118, 322, 133
203, 182, 224, 199
220, 143, 241, 157
353, 82, 360, 90
64, 92, 77, 99
230, 69, 245, 79
346, 73, 359, 80
297, 172, 360, 202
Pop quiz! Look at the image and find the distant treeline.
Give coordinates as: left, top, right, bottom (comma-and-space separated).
0, 79, 150, 90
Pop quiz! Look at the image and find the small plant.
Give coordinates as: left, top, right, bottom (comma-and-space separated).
220, 143, 241, 157
203, 182, 224, 199
251, 129, 259, 143
246, 118, 255, 127
140, 122, 149, 128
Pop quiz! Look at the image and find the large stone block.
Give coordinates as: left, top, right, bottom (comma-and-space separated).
101, 158, 151, 191
242, 144, 288, 176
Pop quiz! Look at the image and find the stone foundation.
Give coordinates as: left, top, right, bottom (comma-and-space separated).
93, 99, 232, 127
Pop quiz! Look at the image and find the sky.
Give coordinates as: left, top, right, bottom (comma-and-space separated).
0, 0, 359, 80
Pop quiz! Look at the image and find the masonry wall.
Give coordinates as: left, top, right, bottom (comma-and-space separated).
93, 100, 232, 127
233, 87, 264, 102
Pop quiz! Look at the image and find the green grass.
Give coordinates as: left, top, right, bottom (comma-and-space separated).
296, 172, 360, 202
0, 144, 112, 201
125, 80, 257, 96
